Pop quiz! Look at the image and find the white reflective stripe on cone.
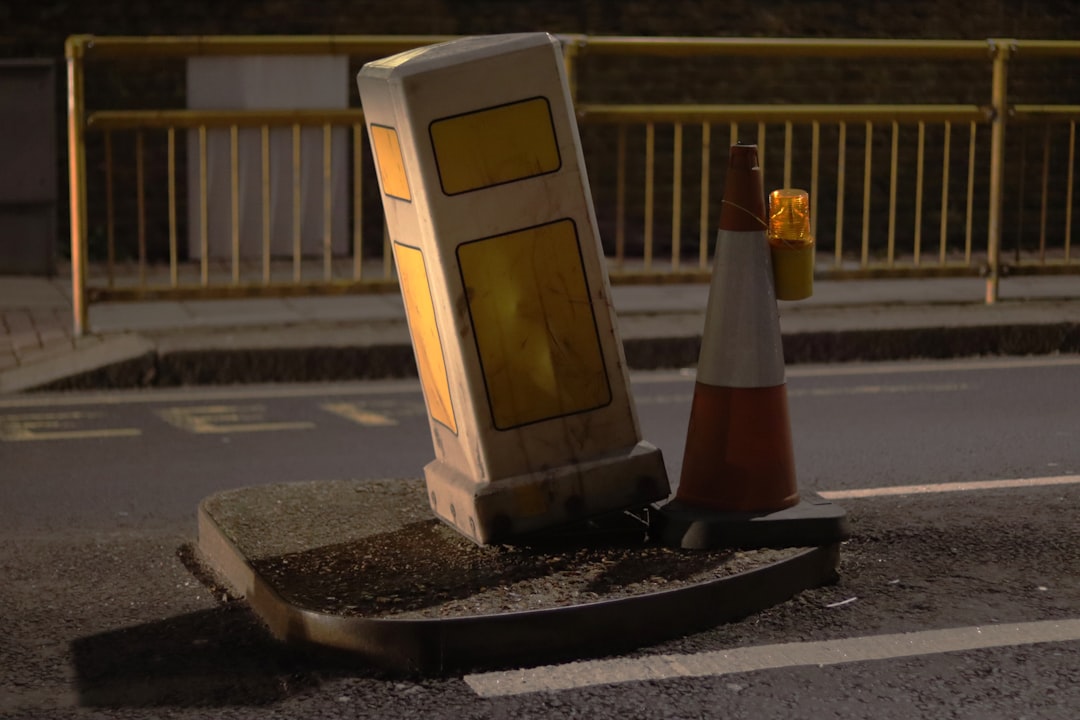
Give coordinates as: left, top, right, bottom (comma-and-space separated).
695, 228, 786, 390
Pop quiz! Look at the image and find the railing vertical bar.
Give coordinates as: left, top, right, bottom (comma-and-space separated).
985, 40, 1011, 304
757, 122, 766, 183
292, 124, 302, 283
965, 121, 977, 265
167, 128, 178, 287
104, 131, 115, 288
810, 121, 820, 240
887, 121, 898, 267
261, 125, 271, 285
323, 123, 333, 282
835, 122, 847, 268
644, 122, 655, 271
230, 124, 240, 285
66, 37, 89, 336
861, 122, 873, 267
136, 130, 147, 287
939, 121, 951, 265
1067, 121, 1075, 264
614, 125, 627, 269
729, 122, 738, 149
914, 121, 926, 266
783, 121, 793, 188
353, 124, 364, 280
1039, 124, 1051, 264
699, 122, 711, 269
671, 122, 683, 271
199, 125, 209, 287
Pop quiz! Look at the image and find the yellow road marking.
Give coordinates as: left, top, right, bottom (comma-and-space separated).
321, 402, 398, 427
157, 405, 314, 434
0, 411, 142, 442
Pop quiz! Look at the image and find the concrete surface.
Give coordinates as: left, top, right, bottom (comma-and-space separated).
2, 270, 1079, 393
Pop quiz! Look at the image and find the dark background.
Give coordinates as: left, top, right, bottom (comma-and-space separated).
3, 0, 1078, 266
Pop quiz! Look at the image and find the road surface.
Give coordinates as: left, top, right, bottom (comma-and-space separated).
2, 355, 1079, 718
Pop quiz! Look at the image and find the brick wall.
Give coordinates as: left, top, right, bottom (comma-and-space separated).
5, 0, 1079, 264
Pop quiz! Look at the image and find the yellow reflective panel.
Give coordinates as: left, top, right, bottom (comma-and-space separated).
429, 97, 561, 195
458, 219, 610, 430
370, 124, 411, 201
393, 243, 457, 433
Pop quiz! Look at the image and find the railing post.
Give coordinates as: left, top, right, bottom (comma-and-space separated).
986, 38, 1014, 304
65, 36, 90, 336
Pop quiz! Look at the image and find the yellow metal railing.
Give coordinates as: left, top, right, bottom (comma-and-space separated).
66, 35, 1080, 335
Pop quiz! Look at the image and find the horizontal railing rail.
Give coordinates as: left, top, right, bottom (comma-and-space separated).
65, 34, 1080, 335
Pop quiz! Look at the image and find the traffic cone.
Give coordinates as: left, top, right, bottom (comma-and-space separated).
654, 142, 848, 550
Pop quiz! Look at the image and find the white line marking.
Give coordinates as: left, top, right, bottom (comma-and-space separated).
464, 618, 1080, 698
634, 355, 1080, 384
819, 474, 1080, 500
787, 355, 1080, 378
2, 355, 1076, 409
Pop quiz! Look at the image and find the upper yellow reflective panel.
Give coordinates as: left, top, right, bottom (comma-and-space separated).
429, 97, 561, 195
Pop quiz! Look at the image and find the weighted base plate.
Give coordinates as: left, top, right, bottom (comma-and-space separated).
196, 478, 843, 673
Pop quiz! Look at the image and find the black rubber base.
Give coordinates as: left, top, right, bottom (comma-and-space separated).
653, 492, 851, 550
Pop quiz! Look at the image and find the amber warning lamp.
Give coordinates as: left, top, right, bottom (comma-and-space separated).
767, 188, 815, 301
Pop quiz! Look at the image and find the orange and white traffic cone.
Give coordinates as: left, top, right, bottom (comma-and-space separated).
655, 142, 848, 550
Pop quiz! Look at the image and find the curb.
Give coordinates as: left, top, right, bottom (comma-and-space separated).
24, 321, 1080, 392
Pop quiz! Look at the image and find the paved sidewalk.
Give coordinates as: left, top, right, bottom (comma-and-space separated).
2, 272, 1079, 393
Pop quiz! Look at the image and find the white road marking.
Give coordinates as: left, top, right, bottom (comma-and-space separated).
819, 474, 1080, 499
1, 355, 1076, 409
464, 618, 1080, 698
638, 355, 1080, 383
636, 382, 969, 406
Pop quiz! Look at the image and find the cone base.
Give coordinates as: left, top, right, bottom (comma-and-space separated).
653, 492, 850, 550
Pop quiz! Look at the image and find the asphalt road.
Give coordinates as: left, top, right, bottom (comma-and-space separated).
2, 355, 1079, 718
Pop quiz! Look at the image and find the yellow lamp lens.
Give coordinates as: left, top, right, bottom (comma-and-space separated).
768, 188, 811, 247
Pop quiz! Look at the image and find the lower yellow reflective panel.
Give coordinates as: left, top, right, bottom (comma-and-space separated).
394, 243, 456, 433
457, 219, 611, 430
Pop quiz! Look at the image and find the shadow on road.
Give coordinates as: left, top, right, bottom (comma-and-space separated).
71, 604, 322, 707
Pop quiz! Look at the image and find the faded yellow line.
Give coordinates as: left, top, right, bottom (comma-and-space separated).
0, 410, 142, 442
321, 402, 398, 427
157, 405, 315, 434
1, 428, 142, 442
819, 474, 1080, 500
